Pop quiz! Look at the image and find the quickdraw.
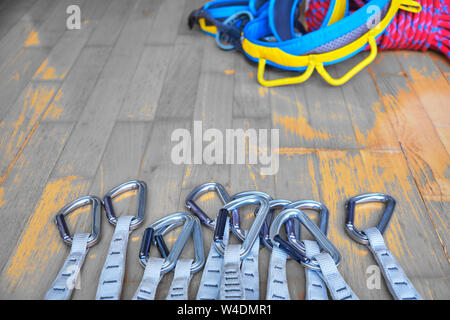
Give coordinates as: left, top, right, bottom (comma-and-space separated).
345, 193, 422, 300
45, 177, 424, 300
271, 208, 359, 300
134, 212, 205, 300
45, 196, 101, 300
284, 200, 330, 300
266, 200, 329, 300
214, 194, 270, 299
96, 180, 147, 300
185, 182, 235, 300
242, 0, 422, 86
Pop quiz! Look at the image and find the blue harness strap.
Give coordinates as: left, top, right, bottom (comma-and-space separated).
242, 0, 393, 70
269, 0, 301, 41
188, 0, 270, 50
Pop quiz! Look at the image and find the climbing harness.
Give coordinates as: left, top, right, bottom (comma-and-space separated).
45, 196, 101, 300
345, 193, 422, 300
214, 194, 270, 299
133, 212, 204, 300
241, 0, 422, 86
306, 0, 449, 58
186, 182, 236, 300
96, 180, 147, 300
271, 208, 359, 300
188, 0, 270, 50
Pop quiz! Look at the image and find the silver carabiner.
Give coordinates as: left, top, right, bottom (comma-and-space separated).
269, 208, 341, 271
261, 199, 295, 250
344, 193, 395, 245
103, 180, 147, 230
214, 194, 269, 260
139, 212, 204, 274
230, 190, 273, 242
283, 200, 329, 255
154, 215, 205, 274
185, 182, 235, 229
54, 195, 101, 248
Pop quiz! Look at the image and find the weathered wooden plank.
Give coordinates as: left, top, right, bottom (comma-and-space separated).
275, 151, 323, 299
233, 56, 270, 119
53, 0, 157, 178
32, 0, 109, 81
369, 51, 404, 75
145, 0, 185, 45
86, 0, 132, 47
396, 51, 450, 155
118, 45, 173, 121
270, 83, 317, 148
302, 61, 359, 149
192, 39, 235, 127
422, 199, 449, 261
42, 46, 110, 121
0, 0, 55, 71
373, 73, 450, 198
67, 121, 153, 300
0, 122, 73, 296
316, 149, 449, 299
0, 47, 49, 119
0, 175, 91, 299
131, 118, 190, 299
154, 36, 205, 119
0, 0, 38, 41
336, 59, 400, 151
31, 0, 79, 48
0, 82, 58, 180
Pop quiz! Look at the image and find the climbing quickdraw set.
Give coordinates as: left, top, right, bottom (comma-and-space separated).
188, 0, 448, 86
46, 180, 422, 300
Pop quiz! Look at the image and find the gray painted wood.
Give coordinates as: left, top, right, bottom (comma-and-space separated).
53, 0, 157, 179
0, 47, 49, 119
0, 0, 55, 72
0, 123, 72, 283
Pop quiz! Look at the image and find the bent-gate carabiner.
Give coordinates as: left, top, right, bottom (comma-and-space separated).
186, 182, 236, 230
46, 196, 102, 300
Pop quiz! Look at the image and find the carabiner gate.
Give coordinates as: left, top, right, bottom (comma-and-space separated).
55, 195, 102, 248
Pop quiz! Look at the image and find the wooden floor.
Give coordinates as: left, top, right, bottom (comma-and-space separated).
0, 0, 448, 300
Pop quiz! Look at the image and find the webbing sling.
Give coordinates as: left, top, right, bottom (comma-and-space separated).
45, 196, 101, 300
214, 195, 270, 299
45, 233, 90, 300
283, 200, 329, 300
345, 193, 422, 300
197, 217, 231, 299
266, 245, 290, 300
134, 213, 205, 300
271, 208, 359, 300
133, 214, 195, 300
96, 181, 147, 300
242, 0, 422, 86
364, 227, 422, 300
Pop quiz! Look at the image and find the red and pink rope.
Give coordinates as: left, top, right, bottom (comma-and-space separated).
305, 0, 449, 57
